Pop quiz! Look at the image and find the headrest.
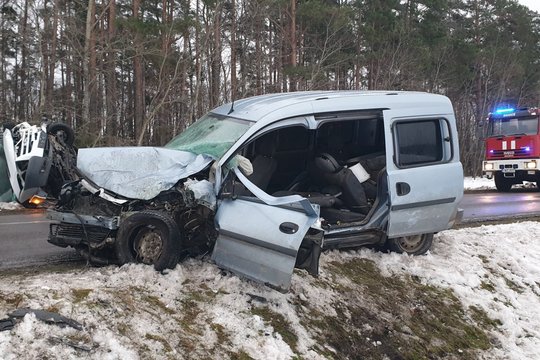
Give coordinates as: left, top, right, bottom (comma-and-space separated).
256, 133, 276, 157
314, 153, 342, 173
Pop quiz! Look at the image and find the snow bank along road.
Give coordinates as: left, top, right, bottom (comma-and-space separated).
0, 221, 539, 359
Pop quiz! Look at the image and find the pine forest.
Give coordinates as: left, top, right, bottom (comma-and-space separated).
1, 0, 539, 175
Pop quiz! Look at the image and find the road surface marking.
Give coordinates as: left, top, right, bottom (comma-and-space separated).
0, 221, 50, 226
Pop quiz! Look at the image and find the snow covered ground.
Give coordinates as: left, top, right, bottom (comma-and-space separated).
0, 202, 21, 211
1, 222, 539, 359
464, 177, 496, 191
463, 176, 537, 191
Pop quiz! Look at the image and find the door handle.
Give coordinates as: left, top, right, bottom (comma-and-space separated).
279, 222, 299, 234
396, 182, 410, 196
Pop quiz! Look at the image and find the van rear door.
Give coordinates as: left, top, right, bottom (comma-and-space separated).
383, 109, 463, 237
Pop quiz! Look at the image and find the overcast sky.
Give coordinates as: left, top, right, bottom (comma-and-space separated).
518, 0, 540, 12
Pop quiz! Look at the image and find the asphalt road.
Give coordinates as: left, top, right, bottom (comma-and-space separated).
0, 210, 82, 270
460, 189, 540, 221
1, 190, 540, 270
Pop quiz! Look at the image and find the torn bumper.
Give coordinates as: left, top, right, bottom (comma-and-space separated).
447, 207, 464, 228
47, 210, 118, 248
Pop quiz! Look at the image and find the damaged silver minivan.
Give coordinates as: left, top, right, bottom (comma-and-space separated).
47, 91, 464, 290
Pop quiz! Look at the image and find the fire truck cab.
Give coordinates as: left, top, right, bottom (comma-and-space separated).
482, 107, 540, 191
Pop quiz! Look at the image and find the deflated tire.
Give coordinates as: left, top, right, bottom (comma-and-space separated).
386, 233, 433, 255
115, 210, 183, 271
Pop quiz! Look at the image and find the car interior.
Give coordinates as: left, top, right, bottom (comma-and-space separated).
229, 115, 387, 225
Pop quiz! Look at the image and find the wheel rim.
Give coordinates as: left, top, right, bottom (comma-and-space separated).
133, 226, 164, 264
56, 131, 67, 142
396, 235, 425, 253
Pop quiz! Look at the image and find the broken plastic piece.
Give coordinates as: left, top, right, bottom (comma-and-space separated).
49, 336, 93, 351
246, 293, 268, 304
8, 308, 83, 330
0, 318, 15, 331
184, 178, 217, 210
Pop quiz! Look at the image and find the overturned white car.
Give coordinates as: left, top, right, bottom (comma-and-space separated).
47, 91, 464, 290
1, 120, 77, 206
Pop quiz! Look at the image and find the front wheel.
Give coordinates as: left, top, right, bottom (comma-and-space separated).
115, 211, 182, 271
494, 173, 513, 192
386, 233, 433, 255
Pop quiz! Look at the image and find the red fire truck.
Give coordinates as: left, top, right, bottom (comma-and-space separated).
482, 107, 540, 191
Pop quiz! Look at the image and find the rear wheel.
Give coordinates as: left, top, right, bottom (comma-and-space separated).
2, 122, 15, 131
48, 122, 75, 146
115, 211, 182, 271
386, 233, 433, 255
494, 173, 513, 192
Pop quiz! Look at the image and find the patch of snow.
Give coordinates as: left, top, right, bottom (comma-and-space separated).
464, 176, 496, 190
0, 202, 21, 211
464, 176, 537, 191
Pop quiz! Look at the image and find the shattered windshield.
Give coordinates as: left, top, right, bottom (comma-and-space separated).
488, 116, 539, 137
165, 113, 252, 159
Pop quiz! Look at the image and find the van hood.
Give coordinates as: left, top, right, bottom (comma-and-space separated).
77, 147, 213, 200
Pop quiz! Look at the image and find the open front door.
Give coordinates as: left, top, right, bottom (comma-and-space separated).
212, 168, 320, 290
383, 109, 463, 238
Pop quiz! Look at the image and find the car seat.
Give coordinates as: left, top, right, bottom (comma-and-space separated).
312, 153, 370, 214
246, 133, 278, 191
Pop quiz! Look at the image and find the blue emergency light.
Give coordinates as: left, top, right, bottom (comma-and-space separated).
494, 107, 515, 114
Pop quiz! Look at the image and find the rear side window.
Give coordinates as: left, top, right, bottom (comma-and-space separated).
394, 119, 451, 167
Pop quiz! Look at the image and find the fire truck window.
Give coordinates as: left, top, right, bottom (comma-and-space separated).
489, 116, 538, 136
394, 119, 448, 167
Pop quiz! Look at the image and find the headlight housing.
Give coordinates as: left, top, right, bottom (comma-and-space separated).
29, 195, 46, 206
525, 160, 537, 169
484, 162, 494, 171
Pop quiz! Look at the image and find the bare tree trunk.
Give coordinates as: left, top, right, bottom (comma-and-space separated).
180, 0, 190, 128
46, 0, 59, 115
280, 12, 287, 92
210, 5, 222, 108
105, 0, 118, 144
40, 0, 50, 115
289, 0, 296, 92
133, 0, 144, 143
39, 5, 48, 115
190, 0, 203, 122
82, 0, 95, 129
0, 4, 5, 120
473, 0, 483, 122
255, 15, 262, 94
17, 0, 30, 121
230, 0, 237, 100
